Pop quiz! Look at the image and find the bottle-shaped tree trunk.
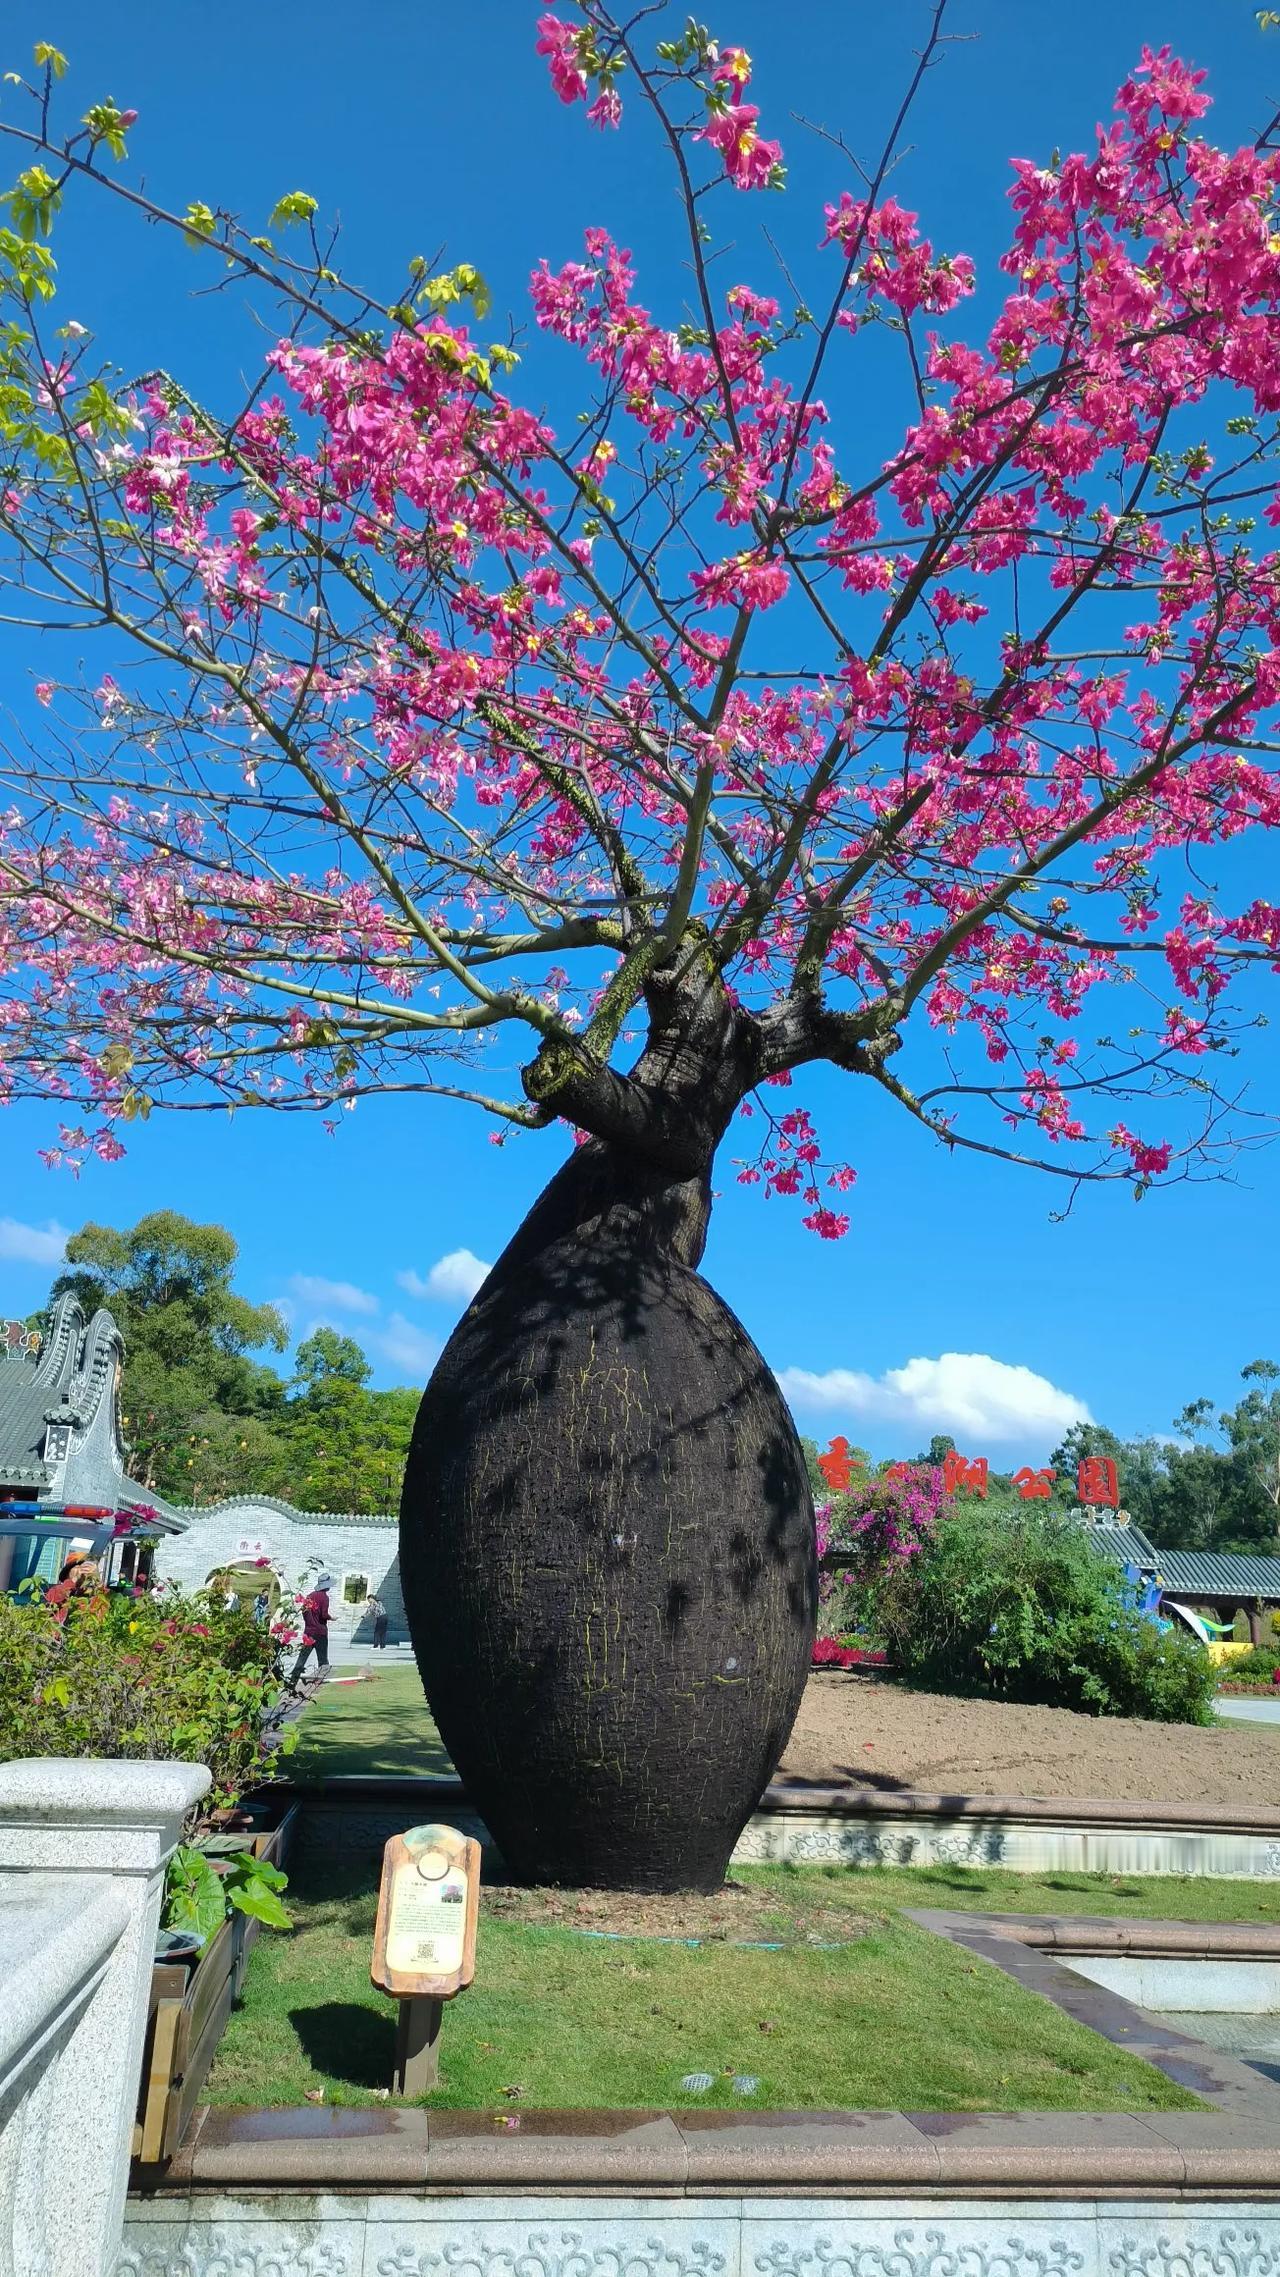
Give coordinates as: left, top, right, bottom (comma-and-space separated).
399, 1122, 816, 1891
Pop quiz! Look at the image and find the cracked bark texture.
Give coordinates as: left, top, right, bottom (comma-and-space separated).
399, 1130, 817, 1891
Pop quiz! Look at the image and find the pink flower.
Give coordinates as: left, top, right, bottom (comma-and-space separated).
711, 46, 753, 90
535, 14, 587, 106
586, 87, 622, 130
34, 681, 52, 705
697, 104, 782, 191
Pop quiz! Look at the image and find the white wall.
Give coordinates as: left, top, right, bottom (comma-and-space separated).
152, 1499, 406, 1640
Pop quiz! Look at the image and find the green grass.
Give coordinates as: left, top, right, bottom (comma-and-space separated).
288, 1667, 450, 1780
750, 1859, 1280, 1922
209, 1853, 1218, 2114
256, 1671, 1280, 2111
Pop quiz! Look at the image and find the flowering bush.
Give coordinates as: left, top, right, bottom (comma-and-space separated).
0, 1585, 288, 1807
878, 1502, 1216, 1724
816, 1466, 948, 1639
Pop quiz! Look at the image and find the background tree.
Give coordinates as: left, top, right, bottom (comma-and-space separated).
1049, 1369, 1280, 1551
33, 1214, 420, 1511
49, 1212, 288, 1498
291, 1328, 373, 1401
3, 14, 1280, 1882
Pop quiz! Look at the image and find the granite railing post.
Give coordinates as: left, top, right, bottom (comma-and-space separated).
0, 1757, 210, 2277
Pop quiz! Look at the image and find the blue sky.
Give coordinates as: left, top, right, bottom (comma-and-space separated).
1, 0, 1279, 1463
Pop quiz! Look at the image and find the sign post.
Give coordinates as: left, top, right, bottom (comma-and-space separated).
371, 1822, 481, 2095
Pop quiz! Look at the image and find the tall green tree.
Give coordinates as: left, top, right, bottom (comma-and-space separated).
49, 1212, 288, 1499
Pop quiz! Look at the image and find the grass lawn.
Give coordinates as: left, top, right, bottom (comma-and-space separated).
288, 1667, 451, 1780
762, 1859, 1280, 1921
208, 1852, 1229, 2115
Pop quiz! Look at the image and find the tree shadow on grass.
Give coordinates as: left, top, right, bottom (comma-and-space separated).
289, 2001, 396, 2091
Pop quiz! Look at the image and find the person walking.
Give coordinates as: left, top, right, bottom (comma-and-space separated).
368, 1593, 389, 1650
289, 1574, 332, 1689
252, 1588, 270, 1625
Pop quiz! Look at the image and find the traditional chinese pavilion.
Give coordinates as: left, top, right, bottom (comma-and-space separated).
1086, 1518, 1280, 1646
0, 1295, 188, 1591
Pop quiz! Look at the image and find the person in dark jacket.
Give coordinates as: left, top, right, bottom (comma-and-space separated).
289, 1574, 331, 1688
368, 1593, 389, 1649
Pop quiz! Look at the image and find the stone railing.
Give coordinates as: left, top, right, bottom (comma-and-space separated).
0, 1757, 209, 2277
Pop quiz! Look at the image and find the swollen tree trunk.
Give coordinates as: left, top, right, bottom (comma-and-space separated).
399, 1126, 816, 1891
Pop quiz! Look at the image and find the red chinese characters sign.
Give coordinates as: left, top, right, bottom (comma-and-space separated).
1012, 1466, 1056, 1500
816, 1435, 856, 1492
943, 1452, 988, 1499
1077, 1456, 1119, 1508
815, 1438, 1121, 1509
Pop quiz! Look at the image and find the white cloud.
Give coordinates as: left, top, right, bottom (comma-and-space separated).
286, 1272, 378, 1318
399, 1249, 492, 1306
367, 1313, 443, 1380
0, 1216, 69, 1268
778, 1351, 1091, 1452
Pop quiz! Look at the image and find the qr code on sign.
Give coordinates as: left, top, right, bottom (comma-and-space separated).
414, 1940, 438, 1962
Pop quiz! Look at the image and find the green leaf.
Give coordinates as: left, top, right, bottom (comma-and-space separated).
163, 1845, 227, 1947
182, 201, 217, 249
33, 42, 68, 78
418, 262, 491, 322
227, 1878, 292, 1928
82, 101, 131, 162
269, 191, 318, 229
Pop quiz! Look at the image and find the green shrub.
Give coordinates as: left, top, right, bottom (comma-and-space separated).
1221, 1644, 1280, 1680
875, 1503, 1217, 1724
0, 1585, 286, 1805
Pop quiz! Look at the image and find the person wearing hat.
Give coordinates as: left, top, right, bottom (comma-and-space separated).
45, 1550, 102, 1615
289, 1573, 332, 1689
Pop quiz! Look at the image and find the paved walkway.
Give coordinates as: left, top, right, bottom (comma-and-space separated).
1217, 1695, 1280, 1724
327, 1642, 416, 1670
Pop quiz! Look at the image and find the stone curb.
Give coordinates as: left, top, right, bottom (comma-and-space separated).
134, 1910, 1280, 2200
145, 2103, 1280, 2195
273, 1772, 1280, 1838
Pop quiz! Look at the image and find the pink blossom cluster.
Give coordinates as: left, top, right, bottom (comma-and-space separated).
1, 30, 1279, 1227
696, 45, 782, 193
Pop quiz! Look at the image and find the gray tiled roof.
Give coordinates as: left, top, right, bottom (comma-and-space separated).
1088, 1521, 1280, 1600
1085, 1521, 1163, 1570
0, 1354, 55, 1486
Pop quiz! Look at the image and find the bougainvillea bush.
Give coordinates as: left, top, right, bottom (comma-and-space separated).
816, 1465, 948, 1641
0, 1586, 287, 1808
878, 1502, 1217, 1723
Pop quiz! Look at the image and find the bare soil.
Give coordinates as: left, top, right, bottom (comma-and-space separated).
483, 1879, 872, 1943
778, 1671, 1280, 1806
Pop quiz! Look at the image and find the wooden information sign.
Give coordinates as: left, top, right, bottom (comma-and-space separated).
371, 1822, 480, 2093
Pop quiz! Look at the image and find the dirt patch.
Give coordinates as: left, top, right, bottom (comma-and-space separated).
779, 1671, 1280, 1806
482, 1878, 872, 1945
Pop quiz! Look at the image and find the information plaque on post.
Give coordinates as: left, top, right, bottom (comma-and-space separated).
371, 1822, 481, 2093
